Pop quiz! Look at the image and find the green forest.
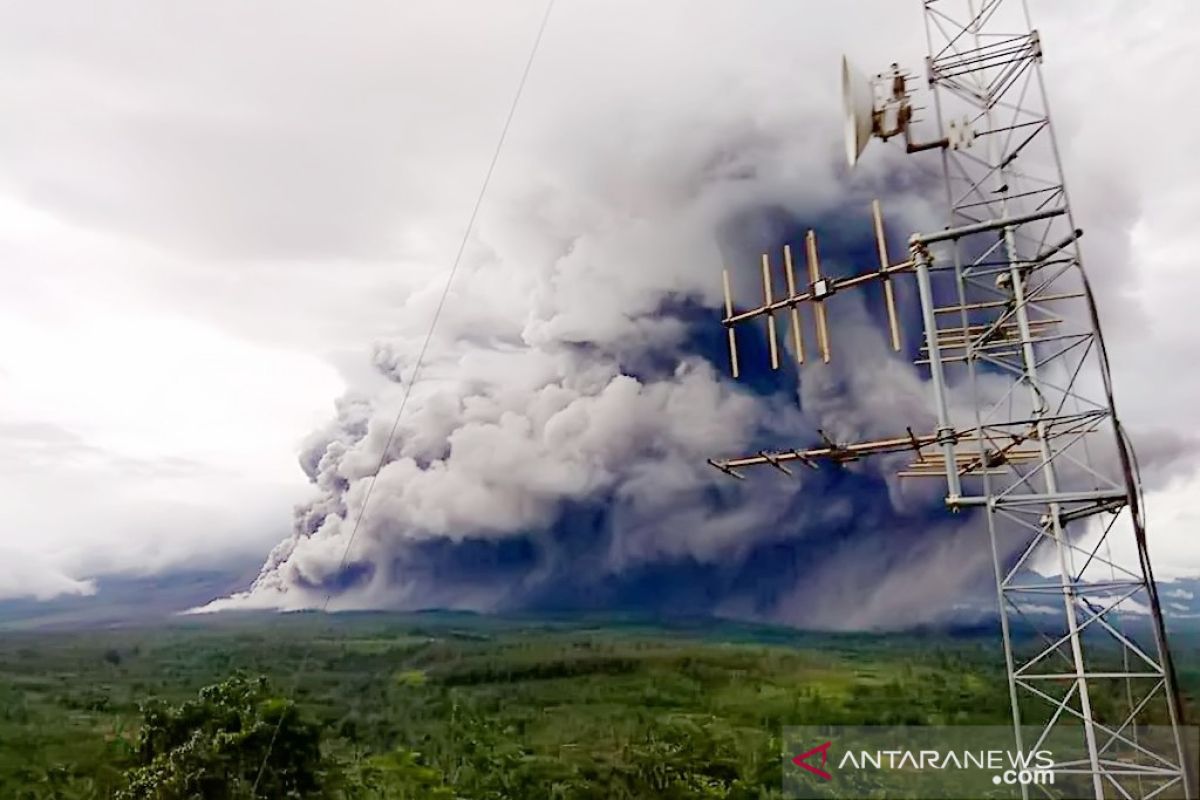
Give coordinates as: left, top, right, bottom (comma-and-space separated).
0, 613, 1196, 799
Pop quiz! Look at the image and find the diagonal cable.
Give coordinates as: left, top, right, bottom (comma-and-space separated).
250, 1, 556, 791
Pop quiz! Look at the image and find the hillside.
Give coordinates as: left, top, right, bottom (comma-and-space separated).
1, 612, 1197, 797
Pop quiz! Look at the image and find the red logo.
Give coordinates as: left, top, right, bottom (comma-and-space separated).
793, 740, 833, 781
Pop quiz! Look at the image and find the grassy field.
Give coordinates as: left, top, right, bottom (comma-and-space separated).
0, 612, 1196, 798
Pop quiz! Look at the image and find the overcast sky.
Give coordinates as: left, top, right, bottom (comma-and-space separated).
1, 0, 1196, 605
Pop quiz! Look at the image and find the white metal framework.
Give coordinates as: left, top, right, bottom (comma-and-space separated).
710, 2, 1195, 797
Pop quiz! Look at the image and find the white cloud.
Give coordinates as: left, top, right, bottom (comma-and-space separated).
0, 195, 343, 598
0, 546, 95, 601
1126, 472, 1200, 581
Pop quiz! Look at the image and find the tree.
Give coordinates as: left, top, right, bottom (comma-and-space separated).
118, 673, 326, 799
339, 749, 455, 800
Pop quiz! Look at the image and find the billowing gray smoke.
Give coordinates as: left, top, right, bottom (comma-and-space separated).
205, 1, 1135, 628
206, 105, 1012, 628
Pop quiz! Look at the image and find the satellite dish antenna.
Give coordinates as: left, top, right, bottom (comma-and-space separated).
842, 56, 875, 167
841, 57, 947, 167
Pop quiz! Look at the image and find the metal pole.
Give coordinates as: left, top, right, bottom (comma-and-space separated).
1006, 231, 1105, 799
923, 14, 1029, 791
910, 240, 962, 501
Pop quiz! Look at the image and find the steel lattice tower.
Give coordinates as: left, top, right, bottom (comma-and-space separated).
709, 2, 1195, 797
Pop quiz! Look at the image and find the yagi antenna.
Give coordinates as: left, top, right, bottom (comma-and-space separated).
720, 202, 907, 376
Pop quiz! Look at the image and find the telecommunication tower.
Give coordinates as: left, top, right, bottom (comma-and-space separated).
710, 2, 1195, 797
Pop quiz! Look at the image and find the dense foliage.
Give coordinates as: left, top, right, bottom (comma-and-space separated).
118, 674, 322, 799
0, 613, 1195, 798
